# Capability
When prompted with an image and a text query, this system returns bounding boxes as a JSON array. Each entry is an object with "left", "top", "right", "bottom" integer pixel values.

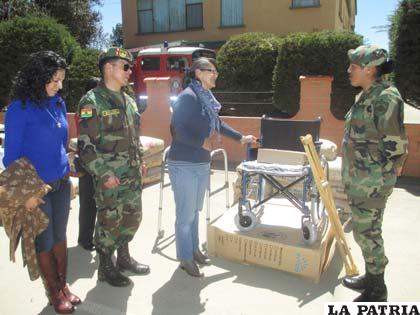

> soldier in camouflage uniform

[
  {"left": 77, "top": 47, "right": 150, "bottom": 287},
  {"left": 341, "top": 45, "right": 408, "bottom": 302}
]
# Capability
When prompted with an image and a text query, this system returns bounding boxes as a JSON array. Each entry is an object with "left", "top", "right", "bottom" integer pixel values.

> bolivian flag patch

[{"left": 80, "top": 108, "right": 93, "bottom": 118}]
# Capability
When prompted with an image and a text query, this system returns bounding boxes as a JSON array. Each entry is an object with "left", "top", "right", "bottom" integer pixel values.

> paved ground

[{"left": 1, "top": 170, "right": 419, "bottom": 315}]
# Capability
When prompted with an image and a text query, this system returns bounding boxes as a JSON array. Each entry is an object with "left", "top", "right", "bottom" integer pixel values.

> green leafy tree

[
  {"left": 217, "top": 32, "right": 283, "bottom": 91},
  {"left": 0, "top": 14, "right": 80, "bottom": 108},
  {"left": 109, "top": 23, "right": 123, "bottom": 47},
  {"left": 0, "top": 1, "right": 103, "bottom": 47},
  {"left": 33, "top": 0, "right": 103, "bottom": 47},
  {"left": 0, "top": 0, "right": 37, "bottom": 20},
  {"left": 65, "top": 48, "right": 101, "bottom": 112},
  {"left": 389, "top": 0, "right": 420, "bottom": 107},
  {"left": 272, "top": 31, "right": 362, "bottom": 117}
]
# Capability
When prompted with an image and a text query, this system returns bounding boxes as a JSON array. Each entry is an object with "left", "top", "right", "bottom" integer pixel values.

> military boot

[
  {"left": 342, "top": 273, "right": 367, "bottom": 291},
  {"left": 116, "top": 243, "right": 150, "bottom": 275},
  {"left": 98, "top": 251, "right": 132, "bottom": 287},
  {"left": 353, "top": 272, "right": 388, "bottom": 302}
]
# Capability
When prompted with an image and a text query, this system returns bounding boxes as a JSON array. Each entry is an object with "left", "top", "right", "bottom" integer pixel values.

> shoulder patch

[{"left": 80, "top": 108, "right": 93, "bottom": 118}]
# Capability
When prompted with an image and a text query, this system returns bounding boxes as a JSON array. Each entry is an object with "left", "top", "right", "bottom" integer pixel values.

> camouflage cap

[
  {"left": 98, "top": 47, "right": 133, "bottom": 65},
  {"left": 348, "top": 45, "right": 388, "bottom": 67}
]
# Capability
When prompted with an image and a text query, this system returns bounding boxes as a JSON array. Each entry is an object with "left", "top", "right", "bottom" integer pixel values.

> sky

[{"left": 97, "top": 0, "right": 401, "bottom": 50}]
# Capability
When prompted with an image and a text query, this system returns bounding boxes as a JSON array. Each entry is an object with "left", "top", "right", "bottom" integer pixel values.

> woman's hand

[
  {"left": 240, "top": 135, "right": 257, "bottom": 145},
  {"left": 24, "top": 197, "right": 45, "bottom": 212},
  {"left": 202, "top": 138, "right": 212, "bottom": 151}
]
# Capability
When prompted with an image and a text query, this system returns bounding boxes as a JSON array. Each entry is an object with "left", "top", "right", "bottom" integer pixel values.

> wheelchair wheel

[
  {"left": 302, "top": 220, "right": 317, "bottom": 245},
  {"left": 235, "top": 210, "right": 257, "bottom": 232}
]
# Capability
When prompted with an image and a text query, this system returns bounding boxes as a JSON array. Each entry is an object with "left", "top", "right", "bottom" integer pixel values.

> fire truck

[{"left": 130, "top": 44, "right": 216, "bottom": 100}]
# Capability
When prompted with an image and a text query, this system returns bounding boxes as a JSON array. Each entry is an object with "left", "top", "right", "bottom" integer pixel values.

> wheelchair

[{"left": 235, "top": 116, "right": 329, "bottom": 245}]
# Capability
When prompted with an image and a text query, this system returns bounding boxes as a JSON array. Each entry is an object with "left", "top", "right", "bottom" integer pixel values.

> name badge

[{"left": 102, "top": 109, "right": 120, "bottom": 117}]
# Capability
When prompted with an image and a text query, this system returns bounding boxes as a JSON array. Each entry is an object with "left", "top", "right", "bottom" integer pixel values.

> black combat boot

[
  {"left": 98, "top": 251, "right": 132, "bottom": 287},
  {"left": 353, "top": 272, "right": 387, "bottom": 302},
  {"left": 116, "top": 243, "right": 150, "bottom": 275},
  {"left": 342, "top": 273, "right": 367, "bottom": 291}
]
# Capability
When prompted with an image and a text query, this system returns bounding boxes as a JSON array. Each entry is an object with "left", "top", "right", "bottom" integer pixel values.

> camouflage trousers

[
  {"left": 349, "top": 196, "right": 389, "bottom": 275},
  {"left": 94, "top": 168, "right": 142, "bottom": 254}
]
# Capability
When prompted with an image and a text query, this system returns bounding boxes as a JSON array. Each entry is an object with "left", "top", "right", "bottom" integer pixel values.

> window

[
  {"left": 137, "top": 0, "right": 153, "bottom": 33},
  {"left": 166, "top": 57, "right": 188, "bottom": 71},
  {"left": 221, "top": 0, "right": 243, "bottom": 27},
  {"left": 291, "top": 0, "right": 320, "bottom": 8},
  {"left": 141, "top": 57, "right": 160, "bottom": 71},
  {"left": 186, "top": 1, "right": 203, "bottom": 29},
  {"left": 137, "top": 0, "right": 203, "bottom": 34}
]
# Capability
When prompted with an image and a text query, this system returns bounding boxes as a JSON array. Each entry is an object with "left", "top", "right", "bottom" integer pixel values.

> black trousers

[{"left": 78, "top": 173, "right": 97, "bottom": 246}]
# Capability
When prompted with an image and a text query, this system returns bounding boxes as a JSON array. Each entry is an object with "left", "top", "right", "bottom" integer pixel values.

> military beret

[
  {"left": 348, "top": 45, "right": 389, "bottom": 67},
  {"left": 98, "top": 47, "right": 133, "bottom": 66}
]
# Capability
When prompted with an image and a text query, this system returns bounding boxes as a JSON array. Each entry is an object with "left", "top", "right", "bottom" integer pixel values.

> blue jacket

[
  {"left": 168, "top": 87, "right": 242, "bottom": 163},
  {"left": 3, "top": 96, "right": 70, "bottom": 183}
]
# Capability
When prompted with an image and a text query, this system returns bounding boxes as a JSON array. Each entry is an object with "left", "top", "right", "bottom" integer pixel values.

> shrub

[
  {"left": 272, "top": 31, "right": 362, "bottom": 118},
  {"left": 0, "top": 15, "right": 80, "bottom": 108},
  {"left": 65, "top": 48, "right": 101, "bottom": 112},
  {"left": 390, "top": 0, "right": 420, "bottom": 107},
  {"left": 216, "top": 32, "right": 283, "bottom": 91}
]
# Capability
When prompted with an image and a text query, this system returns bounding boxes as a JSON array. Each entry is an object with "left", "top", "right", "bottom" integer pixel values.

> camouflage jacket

[
  {"left": 0, "top": 158, "right": 50, "bottom": 281},
  {"left": 77, "top": 82, "right": 143, "bottom": 183},
  {"left": 342, "top": 80, "right": 408, "bottom": 198}
]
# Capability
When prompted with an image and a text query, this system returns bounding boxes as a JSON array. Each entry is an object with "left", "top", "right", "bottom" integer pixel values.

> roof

[{"left": 139, "top": 47, "right": 215, "bottom": 56}]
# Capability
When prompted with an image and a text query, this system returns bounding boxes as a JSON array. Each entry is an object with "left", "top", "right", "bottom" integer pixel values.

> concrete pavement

[{"left": 1, "top": 170, "right": 419, "bottom": 315}]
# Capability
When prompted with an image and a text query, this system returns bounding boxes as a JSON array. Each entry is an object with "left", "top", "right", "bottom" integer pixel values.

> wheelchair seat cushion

[{"left": 238, "top": 160, "right": 310, "bottom": 177}]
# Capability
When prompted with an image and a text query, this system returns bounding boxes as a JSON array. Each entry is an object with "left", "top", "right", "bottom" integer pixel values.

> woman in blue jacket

[
  {"left": 3, "top": 51, "right": 80, "bottom": 314},
  {"left": 168, "top": 57, "right": 256, "bottom": 277}
]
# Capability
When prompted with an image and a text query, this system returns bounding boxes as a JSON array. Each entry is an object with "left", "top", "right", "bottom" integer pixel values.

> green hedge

[
  {"left": 272, "top": 31, "right": 362, "bottom": 118},
  {"left": 65, "top": 48, "right": 101, "bottom": 112},
  {"left": 390, "top": 0, "right": 420, "bottom": 107},
  {"left": 216, "top": 32, "right": 283, "bottom": 91},
  {"left": 0, "top": 15, "right": 80, "bottom": 108}
]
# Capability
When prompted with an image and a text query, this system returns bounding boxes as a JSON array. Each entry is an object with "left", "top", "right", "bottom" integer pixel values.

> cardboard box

[
  {"left": 207, "top": 199, "right": 336, "bottom": 282},
  {"left": 257, "top": 148, "right": 307, "bottom": 165}
]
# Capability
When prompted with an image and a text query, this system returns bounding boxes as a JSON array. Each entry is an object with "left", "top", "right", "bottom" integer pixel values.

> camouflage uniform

[
  {"left": 342, "top": 46, "right": 408, "bottom": 275},
  {"left": 77, "top": 81, "right": 143, "bottom": 255}
]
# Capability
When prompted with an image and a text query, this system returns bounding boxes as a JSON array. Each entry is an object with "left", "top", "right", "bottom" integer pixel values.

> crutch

[{"left": 300, "top": 134, "right": 359, "bottom": 277}]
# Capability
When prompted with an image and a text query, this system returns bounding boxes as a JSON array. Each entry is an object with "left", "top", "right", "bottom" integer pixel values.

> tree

[
  {"left": 33, "top": 0, "right": 103, "bottom": 48},
  {"left": 65, "top": 48, "right": 101, "bottom": 112},
  {"left": 389, "top": 0, "right": 420, "bottom": 107},
  {"left": 0, "top": 0, "right": 37, "bottom": 20},
  {"left": 0, "top": 1, "right": 104, "bottom": 47},
  {"left": 0, "top": 15, "right": 80, "bottom": 108},
  {"left": 109, "top": 23, "right": 123, "bottom": 47}
]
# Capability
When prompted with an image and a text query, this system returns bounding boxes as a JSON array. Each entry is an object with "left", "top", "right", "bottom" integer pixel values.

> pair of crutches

[{"left": 300, "top": 134, "right": 359, "bottom": 277}]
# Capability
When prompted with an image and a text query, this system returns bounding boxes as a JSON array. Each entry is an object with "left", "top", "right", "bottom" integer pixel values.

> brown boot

[
  {"left": 53, "top": 240, "right": 82, "bottom": 305},
  {"left": 37, "top": 251, "right": 74, "bottom": 314}
]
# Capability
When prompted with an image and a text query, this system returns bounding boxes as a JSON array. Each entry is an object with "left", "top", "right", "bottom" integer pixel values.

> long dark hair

[{"left": 11, "top": 50, "right": 67, "bottom": 107}]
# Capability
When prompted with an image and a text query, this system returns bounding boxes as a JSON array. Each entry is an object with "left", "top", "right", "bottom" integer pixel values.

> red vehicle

[{"left": 130, "top": 46, "right": 216, "bottom": 97}]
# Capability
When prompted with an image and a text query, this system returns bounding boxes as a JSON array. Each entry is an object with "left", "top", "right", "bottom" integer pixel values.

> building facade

[{"left": 122, "top": 0, "right": 357, "bottom": 49}]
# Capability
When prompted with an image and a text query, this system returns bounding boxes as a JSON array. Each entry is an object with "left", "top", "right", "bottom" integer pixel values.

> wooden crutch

[{"left": 300, "top": 134, "right": 359, "bottom": 277}]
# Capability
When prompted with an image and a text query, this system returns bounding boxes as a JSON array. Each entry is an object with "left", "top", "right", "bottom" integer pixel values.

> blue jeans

[
  {"left": 35, "top": 177, "right": 71, "bottom": 253},
  {"left": 168, "top": 160, "right": 210, "bottom": 261}
]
